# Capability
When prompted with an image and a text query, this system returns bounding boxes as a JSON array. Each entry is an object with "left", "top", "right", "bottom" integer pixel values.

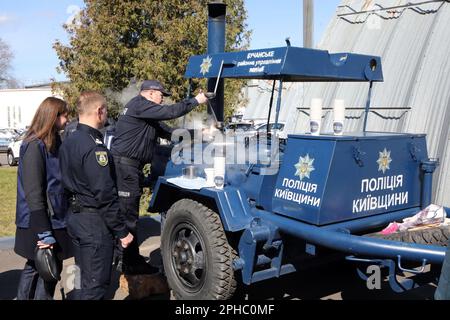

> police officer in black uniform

[
  {"left": 60, "top": 91, "right": 133, "bottom": 299},
  {"left": 111, "top": 80, "right": 208, "bottom": 274}
]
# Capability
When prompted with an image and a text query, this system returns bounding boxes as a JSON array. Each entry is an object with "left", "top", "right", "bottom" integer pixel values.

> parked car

[
  {"left": 241, "top": 121, "right": 287, "bottom": 140},
  {"left": 7, "top": 133, "right": 25, "bottom": 166},
  {"left": 253, "top": 122, "right": 286, "bottom": 138},
  {"left": 223, "top": 121, "right": 254, "bottom": 135},
  {"left": 0, "top": 128, "right": 21, "bottom": 140},
  {"left": 0, "top": 137, "right": 13, "bottom": 154}
]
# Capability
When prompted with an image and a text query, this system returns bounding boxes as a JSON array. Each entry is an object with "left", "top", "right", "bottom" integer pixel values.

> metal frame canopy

[{"left": 185, "top": 46, "right": 383, "bottom": 82}]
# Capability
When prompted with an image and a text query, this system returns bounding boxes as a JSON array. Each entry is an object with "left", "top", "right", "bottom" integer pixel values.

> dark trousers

[
  {"left": 435, "top": 241, "right": 450, "bottom": 300},
  {"left": 67, "top": 210, "right": 114, "bottom": 300},
  {"left": 114, "top": 159, "right": 144, "bottom": 266},
  {"left": 17, "top": 259, "right": 59, "bottom": 300}
]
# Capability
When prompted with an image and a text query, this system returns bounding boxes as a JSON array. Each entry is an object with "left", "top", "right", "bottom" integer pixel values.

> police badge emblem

[
  {"left": 376, "top": 148, "right": 392, "bottom": 174},
  {"left": 95, "top": 151, "right": 108, "bottom": 166},
  {"left": 294, "top": 154, "right": 315, "bottom": 180},
  {"left": 200, "top": 55, "right": 212, "bottom": 75}
]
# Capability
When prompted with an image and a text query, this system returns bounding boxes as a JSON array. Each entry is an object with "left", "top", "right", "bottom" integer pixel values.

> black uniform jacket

[
  {"left": 111, "top": 94, "right": 198, "bottom": 164},
  {"left": 59, "top": 123, "right": 128, "bottom": 239}
]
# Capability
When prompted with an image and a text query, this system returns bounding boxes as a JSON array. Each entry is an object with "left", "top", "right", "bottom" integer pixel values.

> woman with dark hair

[{"left": 14, "top": 97, "right": 73, "bottom": 300}]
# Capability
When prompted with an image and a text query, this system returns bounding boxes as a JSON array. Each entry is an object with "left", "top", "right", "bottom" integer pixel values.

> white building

[{"left": 0, "top": 85, "right": 61, "bottom": 129}]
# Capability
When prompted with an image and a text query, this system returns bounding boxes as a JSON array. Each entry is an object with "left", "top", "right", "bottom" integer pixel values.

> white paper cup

[
  {"left": 213, "top": 156, "right": 225, "bottom": 189},
  {"left": 310, "top": 98, "right": 323, "bottom": 136},
  {"left": 333, "top": 99, "right": 345, "bottom": 135},
  {"left": 204, "top": 168, "right": 215, "bottom": 185},
  {"left": 310, "top": 119, "right": 321, "bottom": 135}
]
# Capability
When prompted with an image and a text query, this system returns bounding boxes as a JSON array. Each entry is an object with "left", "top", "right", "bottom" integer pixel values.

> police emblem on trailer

[
  {"left": 294, "top": 154, "right": 315, "bottom": 180},
  {"left": 200, "top": 56, "right": 212, "bottom": 75},
  {"left": 95, "top": 151, "right": 108, "bottom": 166},
  {"left": 377, "top": 148, "right": 392, "bottom": 174}
]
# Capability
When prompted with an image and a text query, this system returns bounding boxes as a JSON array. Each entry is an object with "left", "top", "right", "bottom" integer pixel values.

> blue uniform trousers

[
  {"left": 17, "top": 259, "right": 60, "bottom": 300},
  {"left": 67, "top": 210, "right": 114, "bottom": 300},
  {"left": 113, "top": 159, "right": 143, "bottom": 267}
]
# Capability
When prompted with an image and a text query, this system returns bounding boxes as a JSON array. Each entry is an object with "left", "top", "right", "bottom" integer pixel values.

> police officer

[
  {"left": 111, "top": 80, "right": 208, "bottom": 274},
  {"left": 60, "top": 91, "right": 133, "bottom": 300}
]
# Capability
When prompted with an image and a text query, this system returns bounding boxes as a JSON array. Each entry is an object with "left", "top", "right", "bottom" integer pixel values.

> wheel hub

[
  {"left": 170, "top": 224, "right": 206, "bottom": 289},
  {"left": 173, "top": 240, "right": 193, "bottom": 274}
]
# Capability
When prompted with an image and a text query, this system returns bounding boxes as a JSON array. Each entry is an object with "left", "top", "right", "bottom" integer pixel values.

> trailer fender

[{"left": 149, "top": 178, "right": 254, "bottom": 232}]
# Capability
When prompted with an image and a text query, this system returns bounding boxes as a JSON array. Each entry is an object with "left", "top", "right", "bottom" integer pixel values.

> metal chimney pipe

[
  {"left": 207, "top": 1, "right": 226, "bottom": 123},
  {"left": 303, "top": 0, "right": 314, "bottom": 48}
]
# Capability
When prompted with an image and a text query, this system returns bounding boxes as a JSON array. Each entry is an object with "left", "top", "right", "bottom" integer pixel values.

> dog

[{"left": 119, "top": 272, "right": 170, "bottom": 300}]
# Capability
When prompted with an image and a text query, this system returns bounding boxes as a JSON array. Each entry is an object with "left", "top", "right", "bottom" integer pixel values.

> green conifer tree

[{"left": 54, "top": 0, "right": 250, "bottom": 118}]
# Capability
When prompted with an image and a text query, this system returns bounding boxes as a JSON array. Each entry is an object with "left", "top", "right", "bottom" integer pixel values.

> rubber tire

[
  {"left": 161, "top": 199, "right": 237, "bottom": 300},
  {"left": 7, "top": 151, "right": 17, "bottom": 166},
  {"left": 370, "top": 225, "right": 450, "bottom": 247}
]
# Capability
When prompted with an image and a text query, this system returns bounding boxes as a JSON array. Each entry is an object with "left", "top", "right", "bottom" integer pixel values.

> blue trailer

[{"left": 148, "top": 3, "right": 449, "bottom": 300}]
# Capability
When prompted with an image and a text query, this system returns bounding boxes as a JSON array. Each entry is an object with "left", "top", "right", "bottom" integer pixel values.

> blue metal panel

[
  {"left": 185, "top": 47, "right": 383, "bottom": 82},
  {"left": 272, "top": 138, "right": 333, "bottom": 224},
  {"left": 240, "top": 166, "right": 279, "bottom": 212},
  {"left": 210, "top": 187, "right": 253, "bottom": 231},
  {"left": 150, "top": 177, "right": 253, "bottom": 232},
  {"left": 322, "top": 134, "right": 427, "bottom": 224},
  {"left": 287, "top": 132, "right": 426, "bottom": 140},
  {"left": 272, "top": 132, "right": 428, "bottom": 225},
  {"left": 321, "top": 207, "right": 421, "bottom": 233}
]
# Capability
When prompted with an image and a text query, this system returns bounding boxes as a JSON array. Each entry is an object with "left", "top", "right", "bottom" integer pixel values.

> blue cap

[{"left": 140, "top": 80, "right": 171, "bottom": 96}]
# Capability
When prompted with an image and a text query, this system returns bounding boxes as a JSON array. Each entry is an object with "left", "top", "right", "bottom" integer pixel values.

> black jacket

[
  {"left": 111, "top": 94, "right": 198, "bottom": 164},
  {"left": 59, "top": 123, "right": 128, "bottom": 239},
  {"left": 14, "top": 138, "right": 72, "bottom": 260}
]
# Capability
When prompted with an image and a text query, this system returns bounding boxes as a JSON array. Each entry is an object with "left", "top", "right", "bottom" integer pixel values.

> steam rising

[{"left": 105, "top": 82, "right": 141, "bottom": 112}]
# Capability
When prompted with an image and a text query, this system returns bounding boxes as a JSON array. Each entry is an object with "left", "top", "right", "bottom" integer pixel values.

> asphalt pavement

[
  {"left": 0, "top": 153, "right": 8, "bottom": 166},
  {"left": 0, "top": 216, "right": 438, "bottom": 300}
]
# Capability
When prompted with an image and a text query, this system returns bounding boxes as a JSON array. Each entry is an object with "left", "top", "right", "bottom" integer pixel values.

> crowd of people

[
  {"left": 13, "top": 81, "right": 207, "bottom": 300},
  {"left": 11, "top": 79, "right": 450, "bottom": 300}
]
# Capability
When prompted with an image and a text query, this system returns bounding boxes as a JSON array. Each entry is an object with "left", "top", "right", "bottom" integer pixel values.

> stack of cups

[
  {"left": 310, "top": 98, "right": 323, "bottom": 136},
  {"left": 333, "top": 99, "right": 345, "bottom": 136},
  {"left": 213, "top": 156, "right": 226, "bottom": 189}
]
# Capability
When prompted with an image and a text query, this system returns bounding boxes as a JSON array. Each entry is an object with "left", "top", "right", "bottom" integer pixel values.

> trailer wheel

[
  {"left": 161, "top": 199, "right": 237, "bottom": 300},
  {"left": 370, "top": 225, "right": 450, "bottom": 247}
]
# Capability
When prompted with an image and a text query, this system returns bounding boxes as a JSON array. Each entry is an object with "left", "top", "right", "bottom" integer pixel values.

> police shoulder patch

[{"left": 95, "top": 151, "right": 108, "bottom": 166}]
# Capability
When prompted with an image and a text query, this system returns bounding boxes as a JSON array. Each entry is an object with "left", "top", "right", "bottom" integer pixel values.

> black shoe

[{"left": 123, "top": 261, "right": 160, "bottom": 275}]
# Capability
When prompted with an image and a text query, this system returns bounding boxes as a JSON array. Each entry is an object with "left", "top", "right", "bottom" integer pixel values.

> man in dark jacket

[
  {"left": 111, "top": 80, "right": 208, "bottom": 274},
  {"left": 60, "top": 91, "right": 133, "bottom": 299}
]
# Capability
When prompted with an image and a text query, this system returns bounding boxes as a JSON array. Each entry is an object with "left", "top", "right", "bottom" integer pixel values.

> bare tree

[{"left": 0, "top": 37, "right": 18, "bottom": 88}]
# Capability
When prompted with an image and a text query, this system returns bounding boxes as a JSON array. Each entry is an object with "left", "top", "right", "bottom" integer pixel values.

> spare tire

[{"left": 369, "top": 225, "right": 450, "bottom": 247}]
